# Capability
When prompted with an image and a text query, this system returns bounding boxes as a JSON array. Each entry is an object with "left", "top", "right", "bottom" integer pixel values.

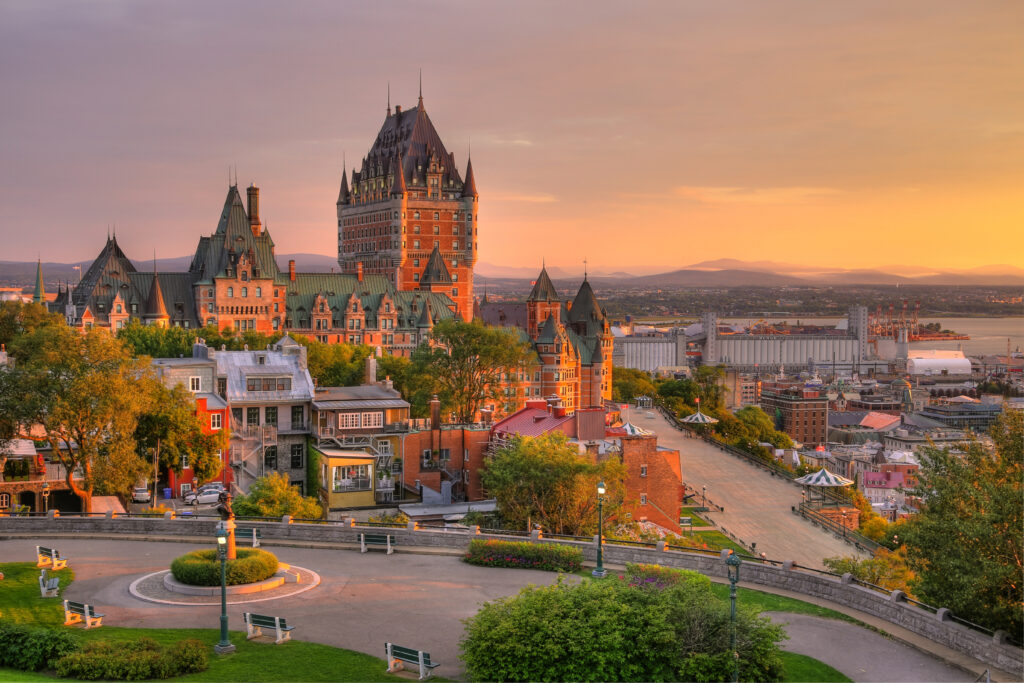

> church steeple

[{"left": 33, "top": 259, "right": 45, "bottom": 305}]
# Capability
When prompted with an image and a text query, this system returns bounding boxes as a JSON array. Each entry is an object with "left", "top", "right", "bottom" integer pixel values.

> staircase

[{"left": 230, "top": 416, "right": 277, "bottom": 494}]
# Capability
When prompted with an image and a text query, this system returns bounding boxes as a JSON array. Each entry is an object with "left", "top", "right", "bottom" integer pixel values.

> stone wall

[{"left": 0, "top": 515, "right": 1019, "bottom": 676}]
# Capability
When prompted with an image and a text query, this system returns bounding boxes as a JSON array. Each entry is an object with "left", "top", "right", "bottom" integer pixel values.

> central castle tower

[{"left": 336, "top": 90, "right": 478, "bottom": 318}]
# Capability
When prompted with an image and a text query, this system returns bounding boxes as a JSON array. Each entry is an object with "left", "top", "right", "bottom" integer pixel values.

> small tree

[
  {"left": 412, "top": 319, "right": 535, "bottom": 423},
  {"left": 482, "top": 432, "right": 626, "bottom": 535},
  {"left": 231, "top": 472, "right": 323, "bottom": 519},
  {"left": 611, "top": 367, "right": 656, "bottom": 403}
]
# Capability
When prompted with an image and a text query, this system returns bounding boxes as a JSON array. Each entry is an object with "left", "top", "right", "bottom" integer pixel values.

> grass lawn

[
  {"left": 0, "top": 562, "right": 74, "bottom": 626},
  {"left": 677, "top": 507, "right": 713, "bottom": 526},
  {"left": 707, "top": 582, "right": 862, "bottom": 625},
  {"left": 779, "top": 651, "right": 852, "bottom": 682}
]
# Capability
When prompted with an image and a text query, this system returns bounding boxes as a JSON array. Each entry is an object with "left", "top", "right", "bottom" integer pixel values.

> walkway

[
  {"left": 0, "top": 538, "right": 974, "bottom": 682},
  {"left": 633, "top": 408, "right": 865, "bottom": 568}
]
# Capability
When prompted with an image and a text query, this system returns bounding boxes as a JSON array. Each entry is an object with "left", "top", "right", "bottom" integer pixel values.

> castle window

[
  {"left": 116, "top": 304, "right": 122, "bottom": 313},
  {"left": 207, "top": 303, "right": 214, "bottom": 313},
  {"left": 413, "top": 211, "right": 420, "bottom": 219},
  {"left": 208, "top": 289, "right": 213, "bottom": 297},
  {"left": 413, "top": 273, "right": 419, "bottom": 282},
  {"left": 414, "top": 225, "right": 420, "bottom": 233},
  {"left": 452, "top": 241, "right": 459, "bottom": 250},
  {"left": 433, "top": 240, "right": 439, "bottom": 248},
  {"left": 452, "top": 288, "right": 458, "bottom": 297},
  {"left": 433, "top": 212, "right": 439, "bottom": 220},
  {"left": 352, "top": 302, "right": 358, "bottom": 313},
  {"left": 413, "top": 259, "right": 420, "bottom": 267},
  {"left": 241, "top": 271, "right": 248, "bottom": 281},
  {"left": 414, "top": 240, "right": 420, "bottom": 249},
  {"left": 453, "top": 226, "right": 459, "bottom": 235},
  {"left": 131, "top": 303, "right": 138, "bottom": 313},
  {"left": 432, "top": 225, "right": 439, "bottom": 234},
  {"left": 256, "top": 287, "right": 262, "bottom": 297},
  {"left": 241, "top": 287, "right": 248, "bottom": 297}
]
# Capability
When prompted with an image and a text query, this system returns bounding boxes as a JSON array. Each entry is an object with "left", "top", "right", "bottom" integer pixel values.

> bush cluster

[
  {"left": 460, "top": 573, "right": 786, "bottom": 682},
  {"left": 54, "top": 638, "right": 208, "bottom": 680},
  {"left": 623, "top": 563, "right": 711, "bottom": 591},
  {"left": 2, "top": 458, "right": 31, "bottom": 479},
  {"left": 0, "top": 622, "right": 80, "bottom": 671},
  {"left": 170, "top": 548, "right": 278, "bottom": 586},
  {"left": 463, "top": 539, "right": 583, "bottom": 572}
]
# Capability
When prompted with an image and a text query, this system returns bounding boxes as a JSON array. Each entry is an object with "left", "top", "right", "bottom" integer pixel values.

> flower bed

[
  {"left": 169, "top": 549, "right": 278, "bottom": 586},
  {"left": 463, "top": 539, "right": 582, "bottom": 572},
  {"left": 623, "top": 562, "right": 711, "bottom": 590}
]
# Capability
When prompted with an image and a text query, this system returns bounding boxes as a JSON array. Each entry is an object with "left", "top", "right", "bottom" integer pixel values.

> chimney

[
  {"left": 430, "top": 394, "right": 441, "bottom": 431},
  {"left": 553, "top": 405, "right": 566, "bottom": 418},
  {"left": 247, "top": 185, "right": 261, "bottom": 236},
  {"left": 365, "top": 355, "right": 377, "bottom": 385},
  {"left": 395, "top": 105, "right": 402, "bottom": 114},
  {"left": 289, "top": 259, "right": 296, "bottom": 282},
  {"left": 357, "top": 262, "right": 363, "bottom": 282}
]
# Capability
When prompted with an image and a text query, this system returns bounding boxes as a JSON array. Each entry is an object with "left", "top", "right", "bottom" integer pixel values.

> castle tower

[
  {"left": 33, "top": 259, "right": 45, "bottom": 305},
  {"left": 337, "top": 89, "right": 477, "bottom": 317},
  {"left": 526, "top": 265, "right": 560, "bottom": 339}
]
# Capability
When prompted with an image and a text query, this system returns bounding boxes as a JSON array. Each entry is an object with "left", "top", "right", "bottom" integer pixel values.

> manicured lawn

[
  {"left": 780, "top": 651, "right": 852, "bottom": 682},
  {"left": 677, "top": 506, "right": 713, "bottom": 526},
  {"left": 707, "top": 582, "right": 862, "bottom": 625},
  {"left": 0, "top": 562, "right": 74, "bottom": 626}
]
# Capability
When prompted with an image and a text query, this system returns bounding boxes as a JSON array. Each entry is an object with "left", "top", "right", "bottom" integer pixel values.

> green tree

[
  {"left": 693, "top": 365, "right": 726, "bottom": 410},
  {"left": 900, "top": 410, "right": 1022, "bottom": 635},
  {"left": 823, "top": 547, "right": 915, "bottom": 593},
  {"left": 412, "top": 319, "right": 534, "bottom": 423},
  {"left": 231, "top": 472, "right": 323, "bottom": 519},
  {"left": 291, "top": 334, "right": 372, "bottom": 387},
  {"left": 135, "top": 383, "right": 228, "bottom": 498},
  {"left": 481, "top": 432, "right": 626, "bottom": 535},
  {"left": 611, "top": 367, "right": 656, "bottom": 403},
  {"left": 11, "top": 324, "right": 154, "bottom": 510},
  {"left": 117, "top": 319, "right": 194, "bottom": 358}
]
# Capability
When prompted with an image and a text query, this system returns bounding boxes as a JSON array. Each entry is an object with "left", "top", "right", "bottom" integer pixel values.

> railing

[
  {"left": 796, "top": 502, "right": 881, "bottom": 553},
  {"left": 420, "top": 459, "right": 444, "bottom": 471},
  {"left": 331, "top": 477, "right": 371, "bottom": 493}
]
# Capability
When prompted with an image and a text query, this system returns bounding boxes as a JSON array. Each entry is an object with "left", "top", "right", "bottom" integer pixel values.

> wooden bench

[
  {"left": 243, "top": 612, "right": 294, "bottom": 644},
  {"left": 235, "top": 528, "right": 262, "bottom": 548},
  {"left": 63, "top": 600, "right": 104, "bottom": 628},
  {"left": 385, "top": 642, "right": 439, "bottom": 680},
  {"left": 360, "top": 532, "right": 395, "bottom": 555},
  {"left": 36, "top": 546, "right": 67, "bottom": 570},
  {"left": 39, "top": 569, "right": 60, "bottom": 598}
]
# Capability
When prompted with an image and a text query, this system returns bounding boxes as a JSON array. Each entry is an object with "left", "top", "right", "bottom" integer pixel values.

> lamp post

[
  {"left": 214, "top": 528, "right": 235, "bottom": 654},
  {"left": 41, "top": 482, "right": 50, "bottom": 513},
  {"left": 725, "top": 551, "right": 742, "bottom": 683},
  {"left": 702, "top": 484, "right": 707, "bottom": 509},
  {"left": 841, "top": 510, "right": 848, "bottom": 539},
  {"left": 592, "top": 481, "right": 606, "bottom": 579}
]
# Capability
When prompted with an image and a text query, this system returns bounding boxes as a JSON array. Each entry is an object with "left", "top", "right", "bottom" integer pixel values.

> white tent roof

[{"left": 795, "top": 468, "right": 854, "bottom": 487}]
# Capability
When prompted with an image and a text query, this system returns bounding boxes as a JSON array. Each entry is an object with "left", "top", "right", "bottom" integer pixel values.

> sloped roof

[
  {"left": 462, "top": 156, "right": 478, "bottom": 197},
  {"left": 420, "top": 245, "right": 452, "bottom": 285},
  {"left": 199, "top": 186, "right": 282, "bottom": 283},
  {"left": 527, "top": 267, "right": 560, "bottom": 302},
  {"left": 144, "top": 271, "right": 169, "bottom": 318},
  {"left": 493, "top": 407, "right": 575, "bottom": 438},
  {"left": 567, "top": 278, "right": 608, "bottom": 338},
  {"left": 74, "top": 236, "right": 137, "bottom": 307}
]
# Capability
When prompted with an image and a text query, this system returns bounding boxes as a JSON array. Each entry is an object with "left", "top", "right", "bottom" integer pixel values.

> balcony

[{"left": 331, "top": 477, "right": 371, "bottom": 493}]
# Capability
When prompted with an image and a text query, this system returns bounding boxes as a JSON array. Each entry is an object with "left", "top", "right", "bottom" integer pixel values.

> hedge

[
  {"left": 0, "top": 622, "right": 80, "bottom": 671},
  {"left": 464, "top": 539, "right": 583, "bottom": 572},
  {"left": 623, "top": 562, "right": 711, "bottom": 590},
  {"left": 170, "top": 548, "right": 278, "bottom": 586},
  {"left": 54, "top": 637, "right": 208, "bottom": 680}
]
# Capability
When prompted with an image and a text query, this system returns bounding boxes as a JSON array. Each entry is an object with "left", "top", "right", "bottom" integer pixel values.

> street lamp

[
  {"left": 841, "top": 510, "right": 848, "bottom": 539},
  {"left": 592, "top": 481, "right": 606, "bottom": 579},
  {"left": 702, "top": 484, "right": 707, "bottom": 508},
  {"left": 41, "top": 482, "right": 50, "bottom": 513},
  {"left": 725, "top": 551, "right": 742, "bottom": 683},
  {"left": 214, "top": 528, "right": 235, "bottom": 654}
]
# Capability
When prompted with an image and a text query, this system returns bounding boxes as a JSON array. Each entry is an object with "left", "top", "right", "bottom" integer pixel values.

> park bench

[
  {"left": 63, "top": 600, "right": 104, "bottom": 628},
  {"left": 360, "top": 532, "right": 395, "bottom": 555},
  {"left": 36, "top": 546, "right": 67, "bottom": 570},
  {"left": 235, "top": 528, "right": 262, "bottom": 548},
  {"left": 243, "top": 612, "right": 294, "bottom": 644},
  {"left": 39, "top": 569, "right": 60, "bottom": 598},
  {"left": 385, "top": 642, "right": 439, "bottom": 680}
]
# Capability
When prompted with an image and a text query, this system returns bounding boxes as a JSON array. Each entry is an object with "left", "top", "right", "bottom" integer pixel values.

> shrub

[
  {"left": 463, "top": 539, "right": 583, "bottom": 572},
  {"left": 54, "top": 638, "right": 208, "bottom": 680},
  {"left": 0, "top": 621, "right": 81, "bottom": 671},
  {"left": 460, "top": 575, "right": 786, "bottom": 682},
  {"left": 170, "top": 548, "right": 278, "bottom": 586},
  {"left": 624, "top": 563, "right": 711, "bottom": 590}
]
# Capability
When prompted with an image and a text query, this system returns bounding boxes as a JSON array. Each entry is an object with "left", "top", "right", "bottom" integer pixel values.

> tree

[
  {"left": 291, "top": 334, "right": 373, "bottom": 387},
  {"left": 823, "top": 547, "right": 915, "bottom": 593},
  {"left": 135, "top": 382, "right": 228, "bottom": 498},
  {"left": 611, "top": 367, "right": 656, "bottom": 403},
  {"left": 12, "top": 324, "right": 154, "bottom": 510},
  {"left": 412, "top": 319, "right": 534, "bottom": 423},
  {"left": 231, "top": 472, "right": 323, "bottom": 519},
  {"left": 460, "top": 571, "right": 785, "bottom": 682},
  {"left": 117, "top": 319, "right": 194, "bottom": 358},
  {"left": 900, "top": 410, "right": 1023, "bottom": 635},
  {"left": 693, "top": 365, "right": 726, "bottom": 410},
  {"left": 481, "top": 432, "right": 626, "bottom": 535}
]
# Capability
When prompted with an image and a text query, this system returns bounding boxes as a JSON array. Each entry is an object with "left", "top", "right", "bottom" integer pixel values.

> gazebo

[
  {"left": 680, "top": 397, "right": 719, "bottom": 425},
  {"left": 794, "top": 467, "right": 854, "bottom": 507}
]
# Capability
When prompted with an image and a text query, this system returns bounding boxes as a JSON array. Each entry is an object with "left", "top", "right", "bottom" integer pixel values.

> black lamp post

[
  {"left": 841, "top": 510, "right": 848, "bottom": 539},
  {"left": 702, "top": 484, "right": 707, "bottom": 508},
  {"left": 592, "top": 481, "right": 606, "bottom": 579},
  {"left": 214, "top": 528, "right": 235, "bottom": 654},
  {"left": 725, "top": 551, "right": 742, "bottom": 683},
  {"left": 42, "top": 482, "right": 50, "bottom": 513}
]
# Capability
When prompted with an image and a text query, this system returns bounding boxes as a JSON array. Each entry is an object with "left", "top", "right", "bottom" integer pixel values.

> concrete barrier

[{"left": 0, "top": 515, "right": 1019, "bottom": 675}]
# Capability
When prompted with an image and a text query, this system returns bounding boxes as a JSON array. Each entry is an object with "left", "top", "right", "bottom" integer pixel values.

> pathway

[
  {"left": 633, "top": 408, "right": 865, "bottom": 568},
  {"left": 0, "top": 538, "right": 973, "bottom": 682}
]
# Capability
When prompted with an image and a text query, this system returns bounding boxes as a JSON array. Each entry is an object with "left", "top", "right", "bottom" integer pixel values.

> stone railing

[{"left": 0, "top": 515, "right": 1019, "bottom": 676}]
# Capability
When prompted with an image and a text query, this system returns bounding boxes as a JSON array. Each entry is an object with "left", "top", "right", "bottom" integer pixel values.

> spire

[
  {"left": 337, "top": 163, "right": 350, "bottom": 205},
  {"left": 33, "top": 259, "right": 45, "bottom": 305},
  {"left": 417, "top": 299, "right": 433, "bottom": 328},
  {"left": 387, "top": 82, "right": 391, "bottom": 116},
  {"left": 391, "top": 150, "right": 407, "bottom": 195},
  {"left": 420, "top": 244, "right": 452, "bottom": 285},
  {"left": 144, "top": 268, "right": 169, "bottom": 322},
  {"left": 462, "top": 154, "right": 478, "bottom": 198},
  {"left": 418, "top": 69, "right": 423, "bottom": 108},
  {"left": 527, "top": 265, "right": 560, "bottom": 302}
]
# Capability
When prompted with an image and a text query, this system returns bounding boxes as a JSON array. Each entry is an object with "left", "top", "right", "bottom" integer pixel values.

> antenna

[
  {"left": 418, "top": 69, "right": 423, "bottom": 107},
  {"left": 583, "top": 257, "right": 588, "bottom": 281}
]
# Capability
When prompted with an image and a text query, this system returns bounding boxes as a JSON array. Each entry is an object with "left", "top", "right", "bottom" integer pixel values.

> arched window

[
  {"left": 115, "top": 304, "right": 122, "bottom": 313},
  {"left": 241, "top": 287, "right": 248, "bottom": 297},
  {"left": 227, "top": 287, "right": 234, "bottom": 298},
  {"left": 241, "top": 271, "right": 248, "bottom": 281}
]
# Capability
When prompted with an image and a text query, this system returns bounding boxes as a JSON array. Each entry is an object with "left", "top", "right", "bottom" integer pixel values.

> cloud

[
  {"left": 672, "top": 186, "right": 843, "bottom": 205},
  {"left": 489, "top": 192, "right": 557, "bottom": 203}
]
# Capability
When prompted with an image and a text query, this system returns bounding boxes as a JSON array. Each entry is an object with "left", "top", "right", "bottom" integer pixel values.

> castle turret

[{"left": 33, "top": 259, "right": 45, "bottom": 305}]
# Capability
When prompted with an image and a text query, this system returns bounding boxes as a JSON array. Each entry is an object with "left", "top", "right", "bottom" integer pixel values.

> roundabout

[{"left": 129, "top": 564, "right": 321, "bottom": 606}]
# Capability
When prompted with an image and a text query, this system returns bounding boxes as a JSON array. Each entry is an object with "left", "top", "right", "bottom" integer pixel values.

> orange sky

[{"left": 1, "top": 2, "right": 1022, "bottom": 272}]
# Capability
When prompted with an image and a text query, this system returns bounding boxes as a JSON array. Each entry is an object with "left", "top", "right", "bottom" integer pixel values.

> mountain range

[{"left": 2, "top": 255, "right": 1022, "bottom": 290}]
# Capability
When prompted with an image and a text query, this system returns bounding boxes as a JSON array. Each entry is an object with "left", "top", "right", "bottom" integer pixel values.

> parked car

[
  {"left": 132, "top": 487, "right": 152, "bottom": 503},
  {"left": 184, "top": 483, "right": 226, "bottom": 505}
]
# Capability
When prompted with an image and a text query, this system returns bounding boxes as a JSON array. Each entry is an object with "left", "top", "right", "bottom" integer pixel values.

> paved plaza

[
  {"left": 0, "top": 537, "right": 973, "bottom": 682},
  {"left": 633, "top": 409, "right": 865, "bottom": 568}
]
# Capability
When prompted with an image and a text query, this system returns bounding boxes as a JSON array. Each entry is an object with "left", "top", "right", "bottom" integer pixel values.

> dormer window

[
  {"left": 241, "top": 271, "right": 248, "bottom": 281},
  {"left": 352, "top": 302, "right": 358, "bottom": 313},
  {"left": 116, "top": 304, "right": 122, "bottom": 313}
]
